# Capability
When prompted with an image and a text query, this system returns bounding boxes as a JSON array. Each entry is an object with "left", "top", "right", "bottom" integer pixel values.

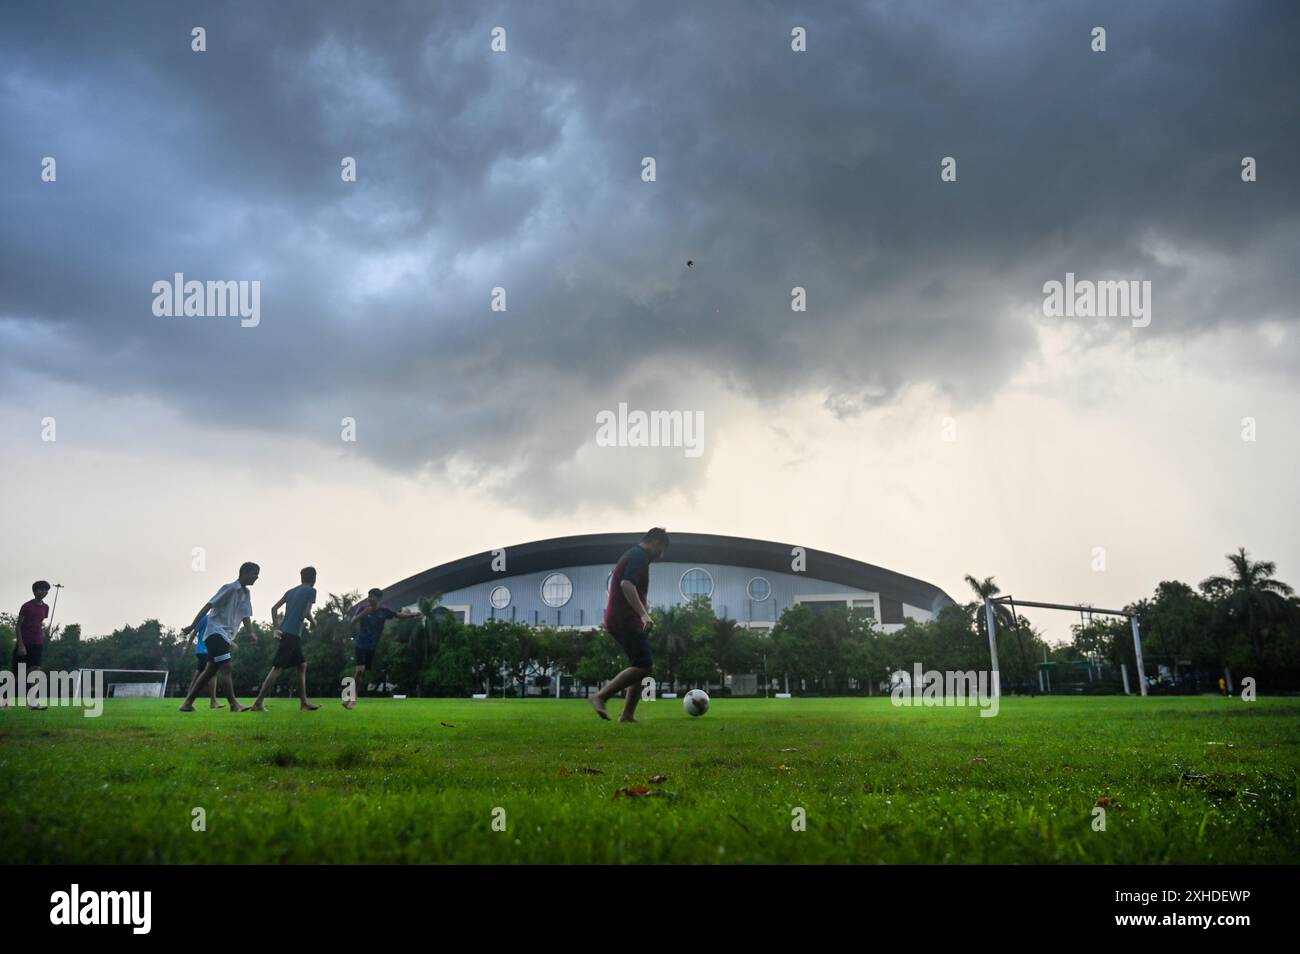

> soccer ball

[{"left": 683, "top": 689, "right": 710, "bottom": 717}]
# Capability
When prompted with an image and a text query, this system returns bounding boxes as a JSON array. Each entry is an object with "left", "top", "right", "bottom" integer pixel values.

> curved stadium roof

[{"left": 383, "top": 532, "right": 956, "bottom": 618}]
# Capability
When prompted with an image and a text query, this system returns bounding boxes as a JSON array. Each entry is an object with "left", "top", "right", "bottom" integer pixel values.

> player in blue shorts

[{"left": 344, "top": 588, "right": 419, "bottom": 709}]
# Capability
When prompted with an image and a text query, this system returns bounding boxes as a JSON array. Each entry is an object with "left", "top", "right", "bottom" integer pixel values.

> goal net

[{"left": 74, "top": 669, "right": 170, "bottom": 699}]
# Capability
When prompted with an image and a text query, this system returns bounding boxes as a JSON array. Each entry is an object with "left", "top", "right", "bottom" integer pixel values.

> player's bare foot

[
  {"left": 342, "top": 699, "right": 355, "bottom": 710},
  {"left": 301, "top": 702, "right": 320, "bottom": 711},
  {"left": 179, "top": 703, "right": 195, "bottom": 712},
  {"left": 619, "top": 716, "right": 638, "bottom": 723},
  {"left": 209, "top": 702, "right": 225, "bottom": 709},
  {"left": 250, "top": 703, "right": 268, "bottom": 711},
  {"left": 230, "top": 704, "right": 251, "bottom": 712},
  {"left": 590, "top": 696, "right": 610, "bottom": 720}
]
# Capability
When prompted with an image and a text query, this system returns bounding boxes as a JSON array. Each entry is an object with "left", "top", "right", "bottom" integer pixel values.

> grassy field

[{"left": 1, "top": 695, "right": 1297, "bottom": 864}]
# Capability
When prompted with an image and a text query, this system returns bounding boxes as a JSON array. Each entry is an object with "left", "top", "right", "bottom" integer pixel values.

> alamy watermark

[
  {"left": 1, "top": 665, "right": 104, "bottom": 716},
  {"left": 49, "top": 884, "right": 150, "bottom": 934},
  {"left": 1042, "top": 272, "right": 1150, "bottom": 328},
  {"left": 152, "top": 273, "right": 260, "bottom": 327},
  {"left": 889, "top": 664, "right": 999, "bottom": 717},
  {"left": 595, "top": 402, "right": 704, "bottom": 458}
]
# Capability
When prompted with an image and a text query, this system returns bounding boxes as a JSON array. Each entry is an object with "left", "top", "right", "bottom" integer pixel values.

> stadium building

[{"left": 383, "top": 532, "right": 955, "bottom": 633}]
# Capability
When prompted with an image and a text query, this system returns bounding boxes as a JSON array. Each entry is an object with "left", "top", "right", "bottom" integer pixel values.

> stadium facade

[{"left": 383, "top": 532, "right": 955, "bottom": 633}]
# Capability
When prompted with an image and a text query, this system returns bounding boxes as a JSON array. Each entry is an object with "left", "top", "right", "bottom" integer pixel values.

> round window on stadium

[
  {"left": 680, "top": 567, "right": 714, "bottom": 599},
  {"left": 540, "top": 573, "right": 573, "bottom": 607},
  {"left": 489, "top": 585, "right": 511, "bottom": 609},
  {"left": 747, "top": 576, "right": 771, "bottom": 601}
]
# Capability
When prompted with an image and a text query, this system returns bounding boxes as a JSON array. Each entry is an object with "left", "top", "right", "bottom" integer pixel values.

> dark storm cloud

[{"left": 1, "top": 0, "right": 1297, "bottom": 506}]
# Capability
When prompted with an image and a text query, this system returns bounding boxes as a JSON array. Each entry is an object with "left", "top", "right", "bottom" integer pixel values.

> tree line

[{"left": 2, "top": 548, "right": 1295, "bottom": 697}]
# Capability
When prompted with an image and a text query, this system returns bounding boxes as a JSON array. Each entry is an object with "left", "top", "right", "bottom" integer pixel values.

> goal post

[
  {"left": 985, "top": 597, "right": 1146, "bottom": 699},
  {"left": 73, "top": 669, "right": 170, "bottom": 699}
]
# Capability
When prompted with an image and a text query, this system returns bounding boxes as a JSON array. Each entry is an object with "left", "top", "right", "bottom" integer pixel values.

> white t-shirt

[{"left": 206, "top": 582, "right": 253, "bottom": 640}]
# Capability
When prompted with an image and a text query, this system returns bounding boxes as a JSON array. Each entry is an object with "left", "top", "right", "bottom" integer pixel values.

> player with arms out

[
  {"left": 344, "top": 588, "right": 419, "bottom": 709},
  {"left": 178, "top": 561, "right": 260, "bottom": 712},
  {"left": 591, "top": 528, "right": 670, "bottom": 723},
  {"left": 251, "top": 566, "right": 321, "bottom": 711}
]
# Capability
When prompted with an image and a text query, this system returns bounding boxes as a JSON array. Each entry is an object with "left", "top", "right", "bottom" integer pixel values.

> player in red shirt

[
  {"left": 591, "top": 528, "right": 670, "bottom": 722},
  {"left": 7, "top": 581, "right": 51, "bottom": 710}
]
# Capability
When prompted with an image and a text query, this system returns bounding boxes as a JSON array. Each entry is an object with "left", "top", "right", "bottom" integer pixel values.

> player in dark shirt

[
  {"left": 345, "top": 587, "right": 419, "bottom": 709},
  {"left": 592, "top": 528, "right": 670, "bottom": 722},
  {"left": 5, "top": 581, "right": 51, "bottom": 710}
]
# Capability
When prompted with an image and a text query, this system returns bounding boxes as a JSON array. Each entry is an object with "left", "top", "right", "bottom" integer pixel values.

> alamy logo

[
  {"left": 152, "top": 273, "right": 261, "bottom": 327},
  {"left": 595, "top": 402, "right": 704, "bottom": 458},
  {"left": 50, "top": 884, "right": 151, "bottom": 934},
  {"left": 0, "top": 665, "right": 103, "bottom": 717},
  {"left": 1042, "top": 272, "right": 1151, "bottom": 328},
  {"left": 890, "top": 664, "right": 999, "bottom": 717}
]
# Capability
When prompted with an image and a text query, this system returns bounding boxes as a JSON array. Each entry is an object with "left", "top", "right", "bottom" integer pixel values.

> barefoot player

[
  {"left": 5, "top": 581, "right": 51, "bottom": 709},
  {"left": 251, "top": 566, "right": 320, "bottom": 711},
  {"left": 591, "top": 528, "right": 670, "bottom": 723},
  {"left": 182, "top": 611, "right": 224, "bottom": 709},
  {"left": 179, "top": 562, "right": 259, "bottom": 712}
]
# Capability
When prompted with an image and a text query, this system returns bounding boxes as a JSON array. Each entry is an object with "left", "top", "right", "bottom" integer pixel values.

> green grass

[{"left": 1, "top": 695, "right": 1297, "bottom": 863}]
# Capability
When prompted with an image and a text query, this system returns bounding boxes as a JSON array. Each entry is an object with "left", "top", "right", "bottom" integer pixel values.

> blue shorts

[{"left": 609, "top": 625, "right": 653, "bottom": 669}]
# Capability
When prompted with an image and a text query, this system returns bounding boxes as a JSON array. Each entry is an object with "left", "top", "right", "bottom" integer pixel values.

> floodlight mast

[{"left": 985, "top": 596, "right": 1147, "bottom": 698}]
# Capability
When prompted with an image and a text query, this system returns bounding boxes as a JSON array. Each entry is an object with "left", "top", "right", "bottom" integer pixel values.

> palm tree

[
  {"left": 1201, "top": 548, "right": 1295, "bottom": 676},
  {"left": 652, "top": 604, "right": 693, "bottom": 691},
  {"left": 412, "top": 594, "right": 446, "bottom": 676},
  {"left": 965, "top": 575, "right": 1028, "bottom": 687},
  {"left": 965, "top": 575, "right": 1013, "bottom": 643}
]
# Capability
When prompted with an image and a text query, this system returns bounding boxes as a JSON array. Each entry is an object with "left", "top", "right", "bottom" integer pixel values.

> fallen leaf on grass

[
  {"left": 578, "top": 767, "right": 605, "bottom": 775},
  {"left": 648, "top": 775, "right": 668, "bottom": 783},
  {"left": 1095, "top": 796, "right": 1122, "bottom": 810},
  {"left": 780, "top": 747, "right": 799, "bottom": 752},
  {"left": 969, "top": 757, "right": 989, "bottom": 764},
  {"left": 775, "top": 764, "right": 794, "bottom": 773},
  {"left": 615, "top": 786, "right": 654, "bottom": 798},
  {"left": 440, "top": 722, "right": 455, "bottom": 728}
]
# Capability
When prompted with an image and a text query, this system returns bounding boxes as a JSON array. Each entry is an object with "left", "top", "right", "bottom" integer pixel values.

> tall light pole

[{"left": 46, "top": 583, "right": 65, "bottom": 637}]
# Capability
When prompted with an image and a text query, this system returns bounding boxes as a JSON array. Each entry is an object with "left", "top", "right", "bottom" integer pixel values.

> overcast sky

[{"left": 2, "top": 0, "right": 1297, "bottom": 641}]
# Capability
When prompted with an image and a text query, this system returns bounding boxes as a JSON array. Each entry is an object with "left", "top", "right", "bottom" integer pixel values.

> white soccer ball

[{"left": 683, "top": 688, "right": 710, "bottom": 717}]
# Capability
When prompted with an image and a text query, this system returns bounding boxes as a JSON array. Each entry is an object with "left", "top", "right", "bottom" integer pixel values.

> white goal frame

[
  {"left": 985, "top": 597, "right": 1146, "bottom": 699},
  {"left": 73, "top": 669, "right": 170, "bottom": 699}
]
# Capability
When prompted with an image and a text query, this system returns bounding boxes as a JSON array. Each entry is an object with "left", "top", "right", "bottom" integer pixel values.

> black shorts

[
  {"left": 609, "top": 625, "right": 653, "bottom": 670},
  {"left": 195, "top": 653, "right": 210, "bottom": 672},
  {"left": 11, "top": 642, "right": 43, "bottom": 669},
  {"left": 273, "top": 633, "right": 305, "bottom": 669},
  {"left": 355, "top": 645, "right": 377, "bottom": 668},
  {"left": 205, "top": 633, "right": 232, "bottom": 663}
]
